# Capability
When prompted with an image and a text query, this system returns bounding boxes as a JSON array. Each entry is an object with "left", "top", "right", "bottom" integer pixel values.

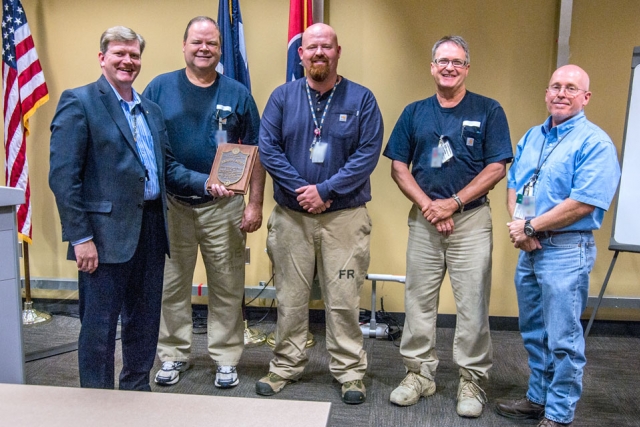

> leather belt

[
  {"left": 169, "top": 194, "right": 217, "bottom": 207},
  {"left": 463, "top": 196, "right": 487, "bottom": 212},
  {"left": 536, "top": 230, "right": 588, "bottom": 239}
]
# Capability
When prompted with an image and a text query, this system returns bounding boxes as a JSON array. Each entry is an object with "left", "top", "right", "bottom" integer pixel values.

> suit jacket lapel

[{"left": 97, "top": 76, "right": 142, "bottom": 165}]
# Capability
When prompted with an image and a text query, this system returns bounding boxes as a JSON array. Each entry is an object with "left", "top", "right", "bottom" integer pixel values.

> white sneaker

[
  {"left": 456, "top": 376, "right": 487, "bottom": 417},
  {"left": 215, "top": 365, "right": 239, "bottom": 388},
  {"left": 154, "top": 361, "right": 190, "bottom": 386},
  {"left": 390, "top": 372, "right": 436, "bottom": 406}
]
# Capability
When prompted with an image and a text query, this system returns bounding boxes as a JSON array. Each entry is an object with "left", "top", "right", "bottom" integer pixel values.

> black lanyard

[{"left": 524, "top": 128, "right": 574, "bottom": 194}]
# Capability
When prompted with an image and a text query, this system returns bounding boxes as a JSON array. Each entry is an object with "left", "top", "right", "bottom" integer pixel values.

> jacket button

[{"left": 139, "top": 177, "right": 145, "bottom": 182}]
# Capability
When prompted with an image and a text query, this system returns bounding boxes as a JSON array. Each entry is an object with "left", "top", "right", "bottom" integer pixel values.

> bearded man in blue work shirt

[
  {"left": 496, "top": 65, "right": 620, "bottom": 427},
  {"left": 256, "top": 23, "right": 383, "bottom": 405}
]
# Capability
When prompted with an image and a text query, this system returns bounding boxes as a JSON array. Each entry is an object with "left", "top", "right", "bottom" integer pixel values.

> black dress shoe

[{"left": 495, "top": 397, "right": 545, "bottom": 420}]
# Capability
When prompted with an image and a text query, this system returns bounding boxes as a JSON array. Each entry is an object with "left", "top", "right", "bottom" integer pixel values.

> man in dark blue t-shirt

[
  {"left": 383, "top": 35, "right": 513, "bottom": 418},
  {"left": 143, "top": 16, "right": 264, "bottom": 390}
]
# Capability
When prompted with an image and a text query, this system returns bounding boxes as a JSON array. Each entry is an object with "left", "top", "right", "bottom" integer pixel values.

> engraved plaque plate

[
  {"left": 218, "top": 148, "right": 249, "bottom": 186},
  {"left": 208, "top": 143, "right": 258, "bottom": 195}
]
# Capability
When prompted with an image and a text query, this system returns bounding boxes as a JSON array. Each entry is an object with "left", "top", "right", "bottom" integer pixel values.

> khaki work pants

[
  {"left": 157, "top": 195, "right": 246, "bottom": 366},
  {"left": 400, "top": 203, "right": 493, "bottom": 381},
  {"left": 267, "top": 205, "right": 371, "bottom": 383}
]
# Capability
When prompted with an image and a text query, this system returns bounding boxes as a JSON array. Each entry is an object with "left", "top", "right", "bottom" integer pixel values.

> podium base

[
  {"left": 22, "top": 301, "right": 52, "bottom": 327},
  {"left": 244, "top": 320, "right": 266, "bottom": 347}
]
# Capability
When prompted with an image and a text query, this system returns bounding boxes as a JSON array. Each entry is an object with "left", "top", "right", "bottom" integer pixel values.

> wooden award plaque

[{"left": 208, "top": 143, "right": 258, "bottom": 195}]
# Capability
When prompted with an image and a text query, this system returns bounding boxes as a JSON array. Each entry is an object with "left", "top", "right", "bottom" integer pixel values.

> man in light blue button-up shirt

[{"left": 496, "top": 65, "right": 620, "bottom": 427}]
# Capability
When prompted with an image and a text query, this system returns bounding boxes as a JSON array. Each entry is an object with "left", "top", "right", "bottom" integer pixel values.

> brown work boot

[
  {"left": 341, "top": 379, "right": 366, "bottom": 404},
  {"left": 255, "top": 372, "right": 291, "bottom": 396},
  {"left": 495, "top": 397, "right": 545, "bottom": 420}
]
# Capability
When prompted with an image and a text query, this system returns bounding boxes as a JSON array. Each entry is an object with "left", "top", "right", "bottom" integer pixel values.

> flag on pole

[
  {"left": 312, "top": 0, "right": 324, "bottom": 24},
  {"left": 2, "top": 0, "right": 49, "bottom": 243},
  {"left": 286, "top": 0, "right": 313, "bottom": 82},
  {"left": 216, "top": 0, "right": 251, "bottom": 91}
]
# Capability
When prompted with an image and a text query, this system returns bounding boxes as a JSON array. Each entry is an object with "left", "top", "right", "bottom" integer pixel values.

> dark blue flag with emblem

[{"left": 216, "top": 0, "right": 251, "bottom": 91}]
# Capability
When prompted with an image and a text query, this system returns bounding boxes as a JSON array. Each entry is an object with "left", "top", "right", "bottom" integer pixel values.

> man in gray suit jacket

[{"left": 49, "top": 26, "right": 208, "bottom": 391}]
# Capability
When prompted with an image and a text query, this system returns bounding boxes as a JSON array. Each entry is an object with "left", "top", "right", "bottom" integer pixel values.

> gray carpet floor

[{"left": 23, "top": 315, "right": 640, "bottom": 427}]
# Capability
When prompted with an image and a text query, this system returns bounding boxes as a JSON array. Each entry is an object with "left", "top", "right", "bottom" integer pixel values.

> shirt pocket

[
  {"left": 547, "top": 160, "right": 574, "bottom": 200},
  {"left": 327, "top": 110, "right": 359, "bottom": 152},
  {"left": 461, "top": 127, "right": 484, "bottom": 161},
  {"left": 209, "top": 110, "right": 240, "bottom": 146}
]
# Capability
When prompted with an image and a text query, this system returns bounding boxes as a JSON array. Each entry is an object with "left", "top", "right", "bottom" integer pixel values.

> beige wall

[{"left": 5, "top": 0, "right": 640, "bottom": 318}]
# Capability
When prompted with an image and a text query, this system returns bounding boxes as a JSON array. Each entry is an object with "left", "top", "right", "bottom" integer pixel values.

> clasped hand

[{"left": 296, "top": 185, "right": 332, "bottom": 214}]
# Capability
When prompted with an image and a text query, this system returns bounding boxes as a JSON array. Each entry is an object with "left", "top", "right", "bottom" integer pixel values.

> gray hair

[
  {"left": 183, "top": 16, "right": 220, "bottom": 42},
  {"left": 432, "top": 35, "right": 470, "bottom": 64},
  {"left": 100, "top": 26, "right": 145, "bottom": 54}
]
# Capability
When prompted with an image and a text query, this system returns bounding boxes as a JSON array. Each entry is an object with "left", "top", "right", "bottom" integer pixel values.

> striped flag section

[
  {"left": 286, "top": 0, "right": 313, "bottom": 82},
  {"left": 216, "top": 0, "right": 251, "bottom": 91},
  {"left": 2, "top": 0, "right": 49, "bottom": 242}
]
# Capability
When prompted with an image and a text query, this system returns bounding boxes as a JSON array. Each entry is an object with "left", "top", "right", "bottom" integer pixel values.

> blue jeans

[{"left": 515, "top": 231, "right": 596, "bottom": 424}]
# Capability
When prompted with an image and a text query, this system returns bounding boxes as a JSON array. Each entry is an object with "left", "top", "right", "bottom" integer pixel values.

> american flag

[{"left": 2, "top": 0, "right": 49, "bottom": 242}]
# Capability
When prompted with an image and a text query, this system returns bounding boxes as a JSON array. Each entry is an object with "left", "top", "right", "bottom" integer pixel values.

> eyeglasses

[
  {"left": 547, "top": 84, "right": 588, "bottom": 97},
  {"left": 433, "top": 58, "right": 468, "bottom": 68}
]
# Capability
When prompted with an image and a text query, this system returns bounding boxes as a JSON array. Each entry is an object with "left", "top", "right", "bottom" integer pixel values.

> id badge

[
  {"left": 437, "top": 136, "right": 453, "bottom": 163},
  {"left": 215, "top": 130, "right": 227, "bottom": 146},
  {"left": 311, "top": 141, "right": 328, "bottom": 164},
  {"left": 513, "top": 193, "right": 536, "bottom": 220},
  {"left": 430, "top": 146, "right": 443, "bottom": 168}
]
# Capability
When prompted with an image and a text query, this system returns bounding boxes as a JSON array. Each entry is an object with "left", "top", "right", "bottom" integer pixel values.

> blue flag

[{"left": 216, "top": 0, "right": 251, "bottom": 91}]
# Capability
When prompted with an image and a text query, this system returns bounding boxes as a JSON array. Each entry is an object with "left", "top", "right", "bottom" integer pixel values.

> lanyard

[
  {"left": 127, "top": 102, "right": 139, "bottom": 142},
  {"left": 305, "top": 79, "right": 339, "bottom": 151},
  {"left": 524, "top": 128, "right": 574, "bottom": 194}
]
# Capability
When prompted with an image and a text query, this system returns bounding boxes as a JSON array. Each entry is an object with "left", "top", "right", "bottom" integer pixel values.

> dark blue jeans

[{"left": 78, "top": 204, "right": 166, "bottom": 391}]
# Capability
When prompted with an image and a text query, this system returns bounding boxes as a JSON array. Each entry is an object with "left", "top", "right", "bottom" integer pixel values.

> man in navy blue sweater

[
  {"left": 256, "top": 23, "right": 383, "bottom": 405},
  {"left": 143, "top": 16, "right": 264, "bottom": 390}
]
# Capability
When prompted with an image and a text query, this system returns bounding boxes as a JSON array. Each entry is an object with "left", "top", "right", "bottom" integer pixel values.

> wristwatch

[{"left": 524, "top": 219, "right": 537, "bottom": 237}]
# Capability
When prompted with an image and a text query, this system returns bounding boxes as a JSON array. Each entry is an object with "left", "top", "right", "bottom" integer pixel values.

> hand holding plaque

[{"left": 208, "top": 143, "right": 258, "bottom": 195}]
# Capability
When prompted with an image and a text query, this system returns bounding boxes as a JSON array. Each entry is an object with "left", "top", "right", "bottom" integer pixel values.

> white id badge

[
  {"left": 430, "top": 146, "right": 443, "bottom": 168},
  {"left": 311, "top": 141, "right": 328, "bottom": 163},
  {"left": 440, "top": 140, "right": 453, "bottom": 163},
  {"left": 513, "top": 193, "right": 536, "bottom": 220},
  {"left": 215, "top": 130, "right": 227, "bottom": 146}
]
